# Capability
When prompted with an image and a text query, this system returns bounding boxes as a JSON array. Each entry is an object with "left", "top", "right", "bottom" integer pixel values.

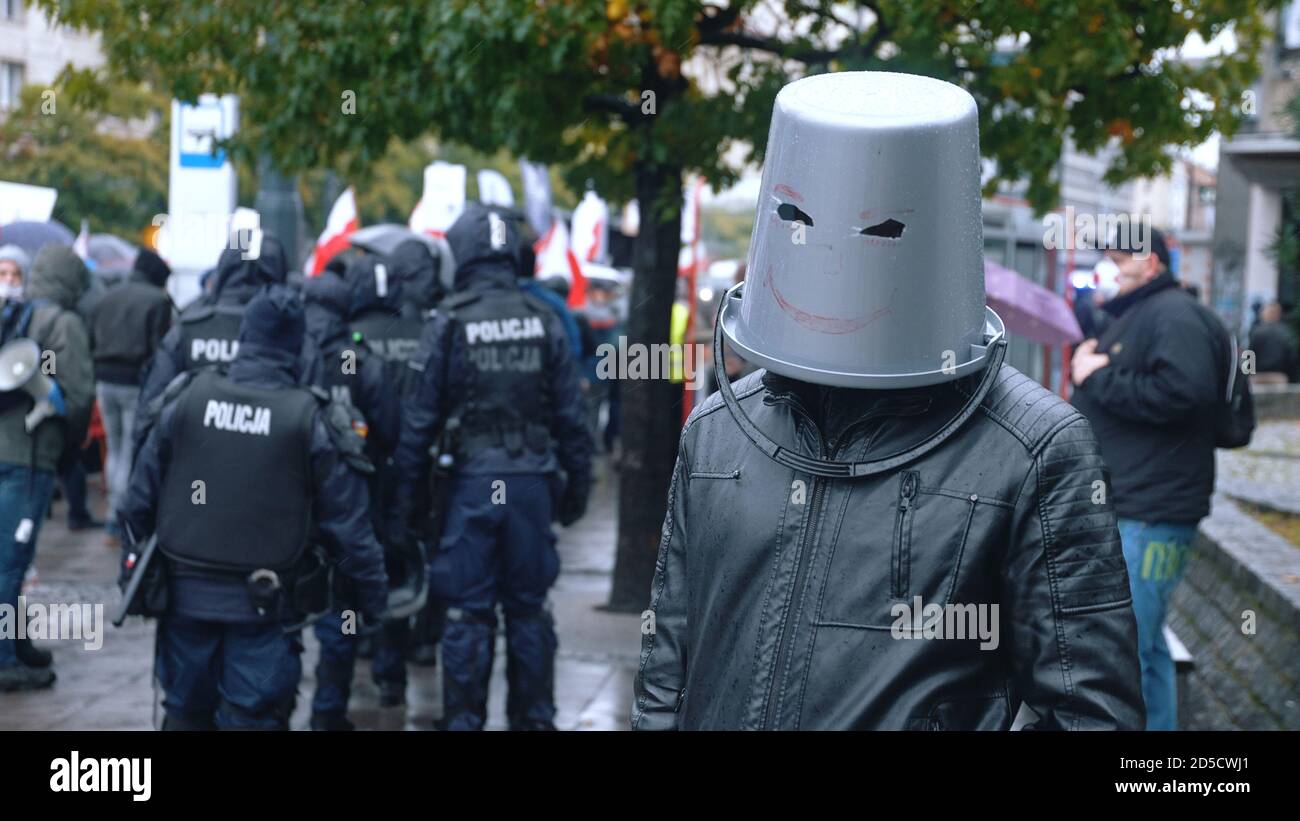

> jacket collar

[
  {"left": 1102, "top": 270, "right": 1178, "bottom": 318},
  {"left": 760, "top": 371, "right": 939, "bottom": 449},
  {"left": 228, "top": 342, "right": 300, "bottom": 388}
]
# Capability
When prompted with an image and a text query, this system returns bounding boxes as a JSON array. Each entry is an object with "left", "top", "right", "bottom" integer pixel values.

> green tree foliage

[
  {"left": 0, "top": 79, "right": 167, "bottom": 241},
  {"left": 37, "top": 0, "right": 1276, "bottom": 212}
]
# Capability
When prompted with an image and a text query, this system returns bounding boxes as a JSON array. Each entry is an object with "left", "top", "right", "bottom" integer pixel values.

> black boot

[
  {"left": 16, "top": 638, "right": 52, "bottom": 669},
  {"left": 0, "top": 664, "right": 56, "bottom": 692},
  {"left": 378, "top": 680, "right": 406, "bottom": 707},
  {"left": 310, "top": 712, "right": 356, "bottom": 731}
]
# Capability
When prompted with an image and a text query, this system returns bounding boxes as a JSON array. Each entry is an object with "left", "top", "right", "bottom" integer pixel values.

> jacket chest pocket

[{"left": 816, "top": 471, "right": 1010, "bottom": 630}]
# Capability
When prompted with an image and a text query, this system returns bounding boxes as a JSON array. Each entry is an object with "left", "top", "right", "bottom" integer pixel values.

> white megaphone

[{"left": 0, "top": 338, "right": 57, "bottom": 432}]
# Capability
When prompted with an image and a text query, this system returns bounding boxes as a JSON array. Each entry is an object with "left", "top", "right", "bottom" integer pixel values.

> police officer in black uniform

[
  {"left": 132, "top": 233, "right": 305, "bottom": 453},
  {"left": 347, "top": 251, "right": 442, "bottom": 692},
  {"left": 392, "top": 202, "right": 592, "bottom": 731},
  {"left": 120, "top": 286, "right": 388, "bottom": 730},
  {"left": 301, "top": 271, "right": 399, "bottom": 730}
]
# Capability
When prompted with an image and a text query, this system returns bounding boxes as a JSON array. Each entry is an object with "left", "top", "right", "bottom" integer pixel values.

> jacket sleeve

[
  {"left": 117, "top": 397, "right": 179, "bottom": 545},
  {"left": 1003, "top": 416, "right": 1145, "bottom": 730},
  {"left": 133, "top": 326, "right": 184, "bottom": 454},
  {"left": 544, "top": 311, "right": 592, "bottom": 486},
  {"left": 146, "top": 294, "right": 174, "bottom": 360},
  {"left": 310, "top": 411, "right": 388, "bottom": 617},
  {"left": 1078, "top": 304, "right": 1219, "bottom": 425},
  {"left": 358, "top": 356, "right": 400, "bottom": 458},
  {"left": 631, "top": 438, "right": 690, "bottom": 730},
  {"left": 391, "top": 315, "right": 448, "bottom": 537},
  {"left": 47, "top": 309, "right": 95, "bottom": 448}
]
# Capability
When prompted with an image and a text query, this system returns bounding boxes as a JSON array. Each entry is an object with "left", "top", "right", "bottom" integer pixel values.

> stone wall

[{"left": 1167, "top": 495, "right": 1300, "bottom": 730}]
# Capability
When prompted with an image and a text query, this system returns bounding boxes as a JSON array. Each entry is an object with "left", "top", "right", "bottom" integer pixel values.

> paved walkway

[{"left": 0, "top": 458, "right": 640, "bottom": 731}]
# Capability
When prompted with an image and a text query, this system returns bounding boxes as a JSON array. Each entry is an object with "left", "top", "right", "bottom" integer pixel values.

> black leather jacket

[{"left": 632, "top": 364, "right": 1144, "bottom": 730}]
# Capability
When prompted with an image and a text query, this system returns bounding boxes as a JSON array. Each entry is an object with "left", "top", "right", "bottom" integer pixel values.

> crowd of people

[
  {"left": 2, "top": 72, "right": 1293, "bottom": 733},
  {"left": 0, "top": 203, "right": 599, "bottom": 732}
]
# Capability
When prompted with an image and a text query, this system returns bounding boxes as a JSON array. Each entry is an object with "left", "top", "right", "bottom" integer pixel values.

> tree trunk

[{"left": 605, "top": 158, "right": 683, "bottom": 613}]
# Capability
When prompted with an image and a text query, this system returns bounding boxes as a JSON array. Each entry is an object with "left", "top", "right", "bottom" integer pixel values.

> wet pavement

[{"left": 0, "top": 458, "right": 640, "bottom": 731}]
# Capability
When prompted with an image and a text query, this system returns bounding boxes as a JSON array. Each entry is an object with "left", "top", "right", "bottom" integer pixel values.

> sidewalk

[{"left": 0, "top": 460, "right": 640, "bottom": 731}]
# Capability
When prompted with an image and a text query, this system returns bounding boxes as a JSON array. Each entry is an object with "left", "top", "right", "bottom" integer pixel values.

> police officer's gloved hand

[
  {"left": 558, "top": 476, "right": 590, "bottom": 526},
  {"left": 359, "top": 586, "right": 388, "bottom": 632}
]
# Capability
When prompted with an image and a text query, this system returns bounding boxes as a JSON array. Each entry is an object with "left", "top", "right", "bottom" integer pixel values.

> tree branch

[{"left": 696, "top": 1, "right": 890, "bottom": 66}]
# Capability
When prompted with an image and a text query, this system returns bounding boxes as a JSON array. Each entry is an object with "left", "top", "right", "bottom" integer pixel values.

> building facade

[{"left": 0, "top": 1, "right": 103, "bottom": 111}]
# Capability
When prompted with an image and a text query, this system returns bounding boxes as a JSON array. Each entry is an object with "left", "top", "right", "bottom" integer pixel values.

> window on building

[
  {"left": 0, "top": 61, "right": 22, "bottom": 110},
  {"left": 1, "top": 0, "right": 22, "bottom": 23}
]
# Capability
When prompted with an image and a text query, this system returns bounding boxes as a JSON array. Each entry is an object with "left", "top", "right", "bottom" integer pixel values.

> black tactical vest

[
  {"left": 156, "top": 370, "right": 317, "bottom": 572},
  {"left": 351, "top": 309, "right": 424, "bottom": 396},
  {"left": 446, "top": 288, "right": 553, "bottom": 451},
  {"left": 178, "top": 304, "right": 244, "bottom": 371}
]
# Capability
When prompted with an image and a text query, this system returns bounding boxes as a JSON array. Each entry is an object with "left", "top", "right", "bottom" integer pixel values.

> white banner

[
  {"left": 409, "top": 162, "right": 466, "bottom": 237},
  {"left": 0, "top": 181, "right": 57, "bottom": 224},
  {"left": 476, "top": 169, "right": 515, "bottom": 208},
  {"left": 519, "top": 159, "right": 554, "bottom": 236}
]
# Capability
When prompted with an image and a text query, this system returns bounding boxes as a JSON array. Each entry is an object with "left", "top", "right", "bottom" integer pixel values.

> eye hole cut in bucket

[
  {"left": 777, "top": 202, "right": 814, "bottom": 226},
  {"left": 860, "top": 218, "right": 905, "bottom": 239}
]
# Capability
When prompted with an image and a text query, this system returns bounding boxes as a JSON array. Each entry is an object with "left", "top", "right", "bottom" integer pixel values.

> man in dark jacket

[
  {"left": 301, "top": 271, "right": 399, "bottom": 730},
  {"left": 348, "top": 251, "right": 443, "bottom": 675},
  {"left": 1248, "top": 301, "right": 1298, "bottom": 383},
  {"left": 89, "top": 248, "right": 174, "bottom": 547},
  {"left": 633, "top": 72, "right": 1143, "bottom": 731},
  {"left": 1071, "top": 227, "right": 1224, "bottom": 730},
  {"left": 0, "top": 245, "right": 95, "bottom": 691},
  {"left": 392, "top": 202, "right": 592, "bottom": 730},
  {"left": 120, "top": 286, "right": 389, "bottom": 730}
]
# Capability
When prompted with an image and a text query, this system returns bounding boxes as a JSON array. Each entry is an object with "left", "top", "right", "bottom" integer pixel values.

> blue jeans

[
  {"left": 98, "top": 381, "right": 140, "bottom": 535},
  {"left": 0, "top": 464, "right": 56, "bottom": 668},
  {"left": 1118, "top": 518, "right": 1198, "bottom": 731}
]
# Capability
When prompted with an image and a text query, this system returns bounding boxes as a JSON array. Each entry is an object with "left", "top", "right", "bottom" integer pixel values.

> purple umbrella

[
  {"left": 984, "top": 260, "right": 1082, "bottom": 346},
  {"left": 89, "top": 233, "right": 139, "bottom": 281},
  {"left": 0, "top": 220, "right": 75, "bottom": 259}
]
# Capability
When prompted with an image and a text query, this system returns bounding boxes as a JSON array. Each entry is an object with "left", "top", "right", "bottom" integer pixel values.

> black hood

[
  {"left": 347, "top": 253, "right": 404, "bottom": 317},
  {"left": 303, "top": 272, "right": 353, "bottom": 349},
  {"left": 132, "top": 248, "right": 172, "bottom": 288},
  {"left": 387, "top": 239, "right": 444, "bottom": 310},
  {"left": 210, "top": 235, "right": 289, "bottom": 304},
  {"left": 446, "top": 201, "right": 524, "bottom": 291}
]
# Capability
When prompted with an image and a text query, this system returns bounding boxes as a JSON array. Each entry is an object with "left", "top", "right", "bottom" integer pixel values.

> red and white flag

[
  {"left": 306, "top": 187, "right": 360, "bottom": 276},
  {"left": 534, "top": 214, "right": 587, "bottom": 308},
  {"left": 569, "top": 190, "right": 608, "bottom": 264}
]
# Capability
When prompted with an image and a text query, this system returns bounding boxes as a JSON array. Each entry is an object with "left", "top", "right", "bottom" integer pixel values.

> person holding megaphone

[{"left": 0, "top": 244, "right": 95, "bottom": 692}]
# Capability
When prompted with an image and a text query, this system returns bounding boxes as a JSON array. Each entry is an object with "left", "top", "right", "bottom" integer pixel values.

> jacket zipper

[
  {"left": 763, "top": 472, "right": 824, "bottom": 730},
  {"left": 756, "top": 399, "right": 924, "bottom": 729},
  {"left": 893, "top": 471, "right": 919, "bottom": 598}
]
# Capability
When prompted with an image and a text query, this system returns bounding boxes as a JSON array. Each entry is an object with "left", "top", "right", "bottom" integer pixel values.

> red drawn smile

[{"left": 763, "top": 267, "right": 890, "bottom": 335}]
